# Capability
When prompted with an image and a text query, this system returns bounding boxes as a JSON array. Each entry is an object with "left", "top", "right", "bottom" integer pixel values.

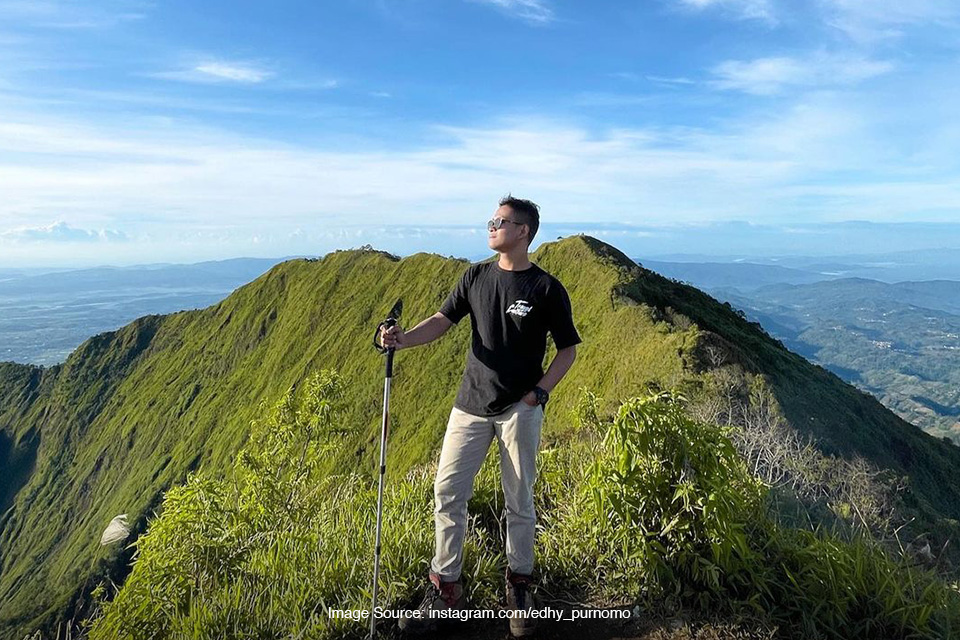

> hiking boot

[
  {"left": 505, "top": 567, "right": 538, "bottom": 637},
  {"left": 398, "top": 572, "right": 466, "bottom": 635}
]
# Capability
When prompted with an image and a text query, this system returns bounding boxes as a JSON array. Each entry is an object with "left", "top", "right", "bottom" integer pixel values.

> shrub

[{"left": 584, "top": 391, "right": 768, "bottom": 606}]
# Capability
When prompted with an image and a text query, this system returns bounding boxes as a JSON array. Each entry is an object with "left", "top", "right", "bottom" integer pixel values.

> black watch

[{"left": 533, "top": 386, "right": 549, "bottom": 406}]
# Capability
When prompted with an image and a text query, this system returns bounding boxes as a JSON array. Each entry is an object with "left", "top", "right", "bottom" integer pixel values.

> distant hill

[
  {"left": 646, "top": 248, "right": 960, "bottom": 282},
  {"left": 748, "top": 278, "right": 960, "bottom": 316},
  {"left": 705, "top": 278, "right": 960, "bottom": 443},
  {"left": 638, "top": 259, "right": 830, "bottom": 290},
  {"left": 0, "top": 257, "right": 293, "bottom": 365},
  {"left": 0, "top": 258, "right": 300, "bottom": 297},
  {"left": 0, "top": 267, "right": 75, "bottom": 281},
  {"left": 2, "top": 236, "right": 959, "bottom": 638}
]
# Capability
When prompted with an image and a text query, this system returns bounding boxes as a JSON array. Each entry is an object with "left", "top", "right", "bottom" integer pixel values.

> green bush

[{"left": 586, "top": 391, "right": 768, "bottom": 605}]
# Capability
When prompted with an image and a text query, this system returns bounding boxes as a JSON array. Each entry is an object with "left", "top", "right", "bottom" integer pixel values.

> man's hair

[{"left": 499, "top": 194, "right": 540, "bottom": 247}]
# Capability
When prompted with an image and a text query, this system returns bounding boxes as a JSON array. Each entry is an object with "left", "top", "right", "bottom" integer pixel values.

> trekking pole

[{"left": 368, "top": 298, "right": 403, "bottom": 639}]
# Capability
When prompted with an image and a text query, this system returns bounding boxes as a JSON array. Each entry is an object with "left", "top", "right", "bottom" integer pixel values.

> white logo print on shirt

[{"left": 506, "top": 300, "right": 533, "bottom": 317}]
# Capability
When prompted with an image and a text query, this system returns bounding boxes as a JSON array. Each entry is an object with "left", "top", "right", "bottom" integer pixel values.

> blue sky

[{"left": 1, "top": 0, "right": 959, "bottom": 266}]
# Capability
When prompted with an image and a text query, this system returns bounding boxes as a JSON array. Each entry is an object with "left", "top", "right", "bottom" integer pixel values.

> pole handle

[{"left": 372, "top": 298, "right": 403, "bottom": 360}]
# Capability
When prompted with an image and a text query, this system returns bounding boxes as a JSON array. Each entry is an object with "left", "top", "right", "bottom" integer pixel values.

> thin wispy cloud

[
  {"left": 0, "top": 221, "right": 128, "bottom": 243},
  {"left": 674, "top": 0, "right": 776, "bottom": 24},
  {"left": 194, "top": 62, "right": 271, "bottom": 83},
  {"left": 0, "top": 0, "right": 148, "bottom": 29},
  {"left": 711, "top": 53, "right": 894, "bottom": 95},
  {"left": 151, "top": 60, "right": 274, "bottom": 84},
  {"left": 470, "top": 0, "right": 555, "bottom": 24},
  {"left": 646, "top": 75, "right": 696, "bottom": 86},
  {"left": 676, "top": 0, "right": 960, "bottom": 41},
  {"left": 610, "top": 73, "right": 695, "bottom": 86},
  {"left": 819, "top": 0, "right": 960, "bottom": 42},
  {"left": 572, "top": 92, "right": 653, "bottom": 107},
  {"left": 280, "top": 78, "right": 339, "bottom": 90}
]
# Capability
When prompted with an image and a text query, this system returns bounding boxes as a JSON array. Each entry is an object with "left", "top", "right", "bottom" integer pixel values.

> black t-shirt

[{"left": 439, "top": 260, "right": 581, "bottom": 416}]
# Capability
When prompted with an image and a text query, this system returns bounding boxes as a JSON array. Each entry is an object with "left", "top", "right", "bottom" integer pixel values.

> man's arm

[
  {"left": 379, "top": 311, "right": 454, "bottom": 350},
  {"left": 522, "top": 344, "right": 577, "bottom": 405}
]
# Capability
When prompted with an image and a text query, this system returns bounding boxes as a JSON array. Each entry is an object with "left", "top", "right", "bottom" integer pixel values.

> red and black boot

[
  {"left": 398, "top": 572, "right": 466, "bottom": 635},
  {"left": 505, "top": 567, "right": 539, "bottom": 637}
]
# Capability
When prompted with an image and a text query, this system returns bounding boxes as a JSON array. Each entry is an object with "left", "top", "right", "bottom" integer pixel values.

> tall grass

[{"left": 86, "top": 374, "right": 960, "bottom": 640}]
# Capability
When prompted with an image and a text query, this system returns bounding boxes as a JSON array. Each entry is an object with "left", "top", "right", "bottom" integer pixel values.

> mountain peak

[
  {"left": 535, "top": 234, "right": 640, "bottom": 272},
  {"left": 301, "top": 234, "right": 637, "bottom": 274}
]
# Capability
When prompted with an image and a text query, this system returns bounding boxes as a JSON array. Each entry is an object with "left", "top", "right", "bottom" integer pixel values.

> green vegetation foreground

[{"left": 87, "top": 371, "right": 959, "bottom": 640}]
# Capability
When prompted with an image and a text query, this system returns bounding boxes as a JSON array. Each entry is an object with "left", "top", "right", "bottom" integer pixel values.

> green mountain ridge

[{"left": 1, "top": 235, "right": 958, "bottom": 638}]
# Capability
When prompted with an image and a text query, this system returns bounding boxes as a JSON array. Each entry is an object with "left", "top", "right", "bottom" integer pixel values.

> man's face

[{"left": 487, "top": 204, "right": 528, "bottom": 252}]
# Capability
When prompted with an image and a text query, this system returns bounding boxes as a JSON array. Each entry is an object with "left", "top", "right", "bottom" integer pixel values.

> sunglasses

[{"left": 487, "top": 217, "right": 524, "bottom": 231}]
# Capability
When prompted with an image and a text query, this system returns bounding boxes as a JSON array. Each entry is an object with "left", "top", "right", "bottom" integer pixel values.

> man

[{"left": 379, "top": 195, "right": 580, "bottom": 637}]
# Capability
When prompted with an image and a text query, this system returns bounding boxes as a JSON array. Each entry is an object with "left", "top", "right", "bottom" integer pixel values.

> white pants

[{"left": 431, "top": 400, "right": 544, "bottom": 581}]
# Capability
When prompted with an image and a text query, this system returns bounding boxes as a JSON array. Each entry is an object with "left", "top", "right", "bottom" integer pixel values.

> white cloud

[
  {"left": 194, "top": 62, "right": 271, "bottom": 83},
  {"left": 2, "top": 80, "right": 959, "bottom": 265},
  {"left": 675, "top": 0, "right": 776, "bottom": 24},
  {"left": 0, "top": 0, "right": 148, "bottom": 29},
  {"left": 152, "top": 60, "right": 274, "bottom": 84},
  {"left": 282, "top": 78, "right": 339, "bottom": 90},
  {"left": 0, "top": 112, "right": 781, "bottom": 235},
  {"left": 610, "top": 71, "right": 696, "bottom": 86},
  {"left": 469, "top": 0, "right": 555, "bottom": 24},
  {"left": 711, "top": 53, "right": 894, "bottom": 95},
  {"left": 646, "top": 75, "right": 696, "bottom": 86},
  {"left": 819, "top": 0, "right": 960, "bottom": 42},
  {"left": 675, "top": 0, "right": 960, "bottom": 40},
  {"left": 572, "top": 92, "right": 653, "bottom": 107},
  {"left": 0, "top": 221, "right": 128, "bottom": 243}
]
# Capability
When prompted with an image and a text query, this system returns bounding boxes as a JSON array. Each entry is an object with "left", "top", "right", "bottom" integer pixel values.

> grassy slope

[{"left": 0, "top": 235, "right": 958, "bottom": 638}]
